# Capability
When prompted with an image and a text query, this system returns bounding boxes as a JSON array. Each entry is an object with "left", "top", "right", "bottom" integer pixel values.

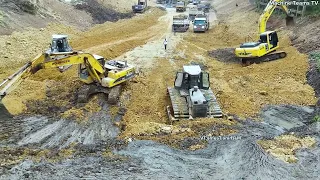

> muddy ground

[
  {"left": 1, "top": 105, "right": 319, "bottom": 179},
  {"left": 0, "top": 0, "right": 320, "bottom": 179}
]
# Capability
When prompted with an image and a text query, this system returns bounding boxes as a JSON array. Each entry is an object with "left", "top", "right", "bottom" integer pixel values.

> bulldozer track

[
  {"left": 168, "top": 87, "right": 189, "bottom": 118},
  {"left": 168, "top": 87, "right": 223, "bottom": 120},
  {"left": 201, "top": 89, "right": 223, "bottom": 118}
]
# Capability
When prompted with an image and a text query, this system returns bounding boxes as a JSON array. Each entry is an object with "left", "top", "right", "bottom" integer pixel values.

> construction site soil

[
  {"left": 0, "top": 0, "right": 320, "bottom": 179},
  {"left": 74, "top": 0, "right": 134, "bottom": 24}
]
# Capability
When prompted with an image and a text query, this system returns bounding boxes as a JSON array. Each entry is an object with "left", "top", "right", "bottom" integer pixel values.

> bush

[
  {"left": 305, "top": 0, "right": 320, "bottom": 15},
  {"left": 310, "top": 52, "right": 320, "bottom": 72},
  {"left": 16, "top": 0, "right": 38, "bottom": 15},
  {"left": 312, "top": 115, "right": 320, "bottom": 123}
]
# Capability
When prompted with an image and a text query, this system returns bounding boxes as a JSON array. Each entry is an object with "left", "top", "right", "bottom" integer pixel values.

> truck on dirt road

[
  {"left": 132, "top": 0, "right": 147, "bottom": 13},
  {"left": 192, "top": 0, "right": 200, "bottom": 5},
  {"left": 176, "top": 1, "right": 186, "bottom": 12},
  {"left": 188, "top": 6, "right": 201, "bottom": 22},
  {"left": 197, "top": 1, "right": 210, "bottom": 13},
  {"left": 193, "top": 14, "right": 209, "bottom": 32},
  {"left": 172, "top": 15, "right": 190, "bottom": 32}
]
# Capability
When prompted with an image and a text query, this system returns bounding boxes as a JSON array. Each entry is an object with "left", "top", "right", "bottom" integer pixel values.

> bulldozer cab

[
  {"left": 174, "top": 65, "right": 210, "bottom": 90},
  {"left": 49, "top": 35, "right": 73, "bottom": 54}
]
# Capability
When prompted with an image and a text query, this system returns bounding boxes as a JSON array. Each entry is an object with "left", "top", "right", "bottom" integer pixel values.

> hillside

[{"left": 0, "top": 0, "right": 135, "bottom": 35}]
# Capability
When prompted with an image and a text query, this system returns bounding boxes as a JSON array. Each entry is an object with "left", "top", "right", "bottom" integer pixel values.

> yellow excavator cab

[{"left": 235, "top": 0, "right": 294, "bottom": 65}]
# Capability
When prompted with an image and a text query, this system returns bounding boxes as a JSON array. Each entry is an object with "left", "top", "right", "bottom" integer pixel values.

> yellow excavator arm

[
  {"left": 31, "top": 52, "right": 105, "bottom": 84},
  {"left": 258, "top": 0, "right": 293, "bottom": 34}
]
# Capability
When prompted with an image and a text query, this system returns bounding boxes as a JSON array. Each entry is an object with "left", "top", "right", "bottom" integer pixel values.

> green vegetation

[
  {"left": 310, "top": 52, "right": 320, "bottom": 72},
  {"left": 312, "top": 115, "right": 320, "bottom": 123},
  {"left": 304, "top": 0, "right": 320, "bottom": 15},
  {"left": 16, "top": 0, "right": 38, "bottom": 15},
  {"left": 256, "top": 0, "right": 320, "bottom": 15}
]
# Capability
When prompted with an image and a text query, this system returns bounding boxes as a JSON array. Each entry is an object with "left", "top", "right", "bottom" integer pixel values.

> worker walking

[{"left": 163, "top": 38, "right": 168, "bottom": 50}]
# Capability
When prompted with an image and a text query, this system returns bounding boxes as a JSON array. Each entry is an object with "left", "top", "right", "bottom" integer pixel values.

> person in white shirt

[{"left": 163, "top": 38, "right": 168, "bottom": 50}]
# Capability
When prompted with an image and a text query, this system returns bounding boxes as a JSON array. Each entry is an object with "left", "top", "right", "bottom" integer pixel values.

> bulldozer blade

[
  {"left": 0, "top": 100, "right": 12, "bottom": 119},
  {"left": 286, "top": 16, "right": 295, "bottom": 26}
]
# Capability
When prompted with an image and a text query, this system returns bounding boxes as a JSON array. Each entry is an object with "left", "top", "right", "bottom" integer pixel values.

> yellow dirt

[
  {"left": 0, "top": 1, "right": 318, "bottom": 149},
  {"left": 1, "top": 8, "right": 166, "bottom": 116},
  {"left": 61, "top": 95, "right": 102, "bottom": 123},
  {"left": 120, "top": 56, "right": 237, "bottom": 145},
  {"left": 258, "top": 135, "right": 316, "bottom": 163},
  {"left": 2, "top": 79, "right": 46, "bottom": 115},
  {"left": 180, "top": 10, "right": 317, "bottom": 118}
]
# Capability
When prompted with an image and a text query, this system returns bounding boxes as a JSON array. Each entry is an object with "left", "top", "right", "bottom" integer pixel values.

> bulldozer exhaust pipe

[{"left": 285, "top": 16, "right": 295, "bottom": 26}]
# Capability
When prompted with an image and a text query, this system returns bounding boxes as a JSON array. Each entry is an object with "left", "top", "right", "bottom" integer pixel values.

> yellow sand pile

[
  {"left": 119, "top": 57, "right": 238, "bottom": 146},
  {"left": 258, "top": 135, "right": 316, "bottom": 163},
  {"left": 1, "top": 8, "right": 165, "bottom": 116},
  {"left": 179, "top": 10, "right": 317, "bottom": 118}
]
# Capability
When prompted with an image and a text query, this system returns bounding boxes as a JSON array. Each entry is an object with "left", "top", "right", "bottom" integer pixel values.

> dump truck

[
  {"left": 193, "top": 14, "right": 209, "bottom": 32},
  {"left": 188, "top": 6, "right": 201, "bottom": 22},
  {"left": 166, "top": 65, "right": 223, "bottom": 121},
  {"left": 176, "top": 1, "right": 186, "bottom": 12},
  {"left": 192, "top": 0, "right": 200, "bottom": 5},
  {"left": 172, "top": 15, "right": 190, "bottom": 32},
  {"left": 198, "top": 1, "right": 210, "bottom": 13},
  {"left": 132, "top": 0, "right": 147, "bottom": 13}
]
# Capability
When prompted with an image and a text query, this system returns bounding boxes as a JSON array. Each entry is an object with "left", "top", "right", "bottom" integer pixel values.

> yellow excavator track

[{"left": 241, "top": 51, "right": 287, "bottom": 65}]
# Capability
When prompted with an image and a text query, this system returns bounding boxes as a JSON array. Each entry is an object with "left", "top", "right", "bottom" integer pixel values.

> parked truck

[
  {"left": 197, "top": 1, "right": 210, "bottom": 13},
  {"left": 176, "top": 1, "right": 186, "bottom": 12},
  {"left": 193, "top": 14, "right": 209, "bottom": 32},
  {"left": 192, "top": 0, "right": 200, "bottom": 5},
  {"left": 188, "top": 6, "right": 201, "bottom": 22},
  {"left": 172, "top": 15, "right": 190, "bottom": 32},
  {"left": 132, "top": 0, "right": 147, "bottom": 13}
]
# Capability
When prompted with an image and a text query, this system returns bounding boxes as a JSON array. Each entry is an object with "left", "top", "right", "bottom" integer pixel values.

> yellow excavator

[
  {"left": 234, "top": 0, "right": 295, "bottom": 65},
  {"left": 0, "top": 35, "right": 135, "bottom": 117}
]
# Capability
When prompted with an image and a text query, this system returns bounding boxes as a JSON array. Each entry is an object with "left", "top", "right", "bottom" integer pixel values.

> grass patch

[
  {"left": 310, "top": 52, "right": 320, "bottom": 72},
  {"left": 312, "top": 115, "right": 320, "bottom": 123},
  {"left": 16, "top": 0, "right": 38, "bottom": 15}
]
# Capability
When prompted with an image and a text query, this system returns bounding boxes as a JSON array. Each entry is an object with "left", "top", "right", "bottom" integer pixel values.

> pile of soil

[
  {"left": 208, "top": 48, "right": 239, "bottom": 63},
  {"left": 289, "top": 16, "right": 320, "bottom": 54},
  {"left": 74, "top": 0, "right": 133, "bottom": 24},
  {"left": 0, "top": 0, "right": 38, "bottom": 15},
  {"left": 179, "top": 1, "right": 317, "bottom": 118}
]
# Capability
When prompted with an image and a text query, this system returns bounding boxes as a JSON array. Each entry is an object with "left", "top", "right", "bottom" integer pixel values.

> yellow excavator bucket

[{"left": 286, "top": 15, "right": 295, "bottom": 26}]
